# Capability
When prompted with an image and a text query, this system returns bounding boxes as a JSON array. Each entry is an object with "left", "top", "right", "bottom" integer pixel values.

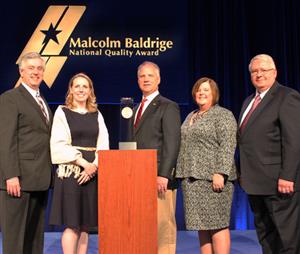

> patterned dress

[
  {"left": 49, "top": 108, "right": 99, "bottom": 228},
  {"left": 176, "top": 105, "right": 237, "bottom": 230}
]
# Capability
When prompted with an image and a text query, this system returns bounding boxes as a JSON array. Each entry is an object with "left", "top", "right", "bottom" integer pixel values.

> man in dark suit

[
  {"left": 238, "top": 54, "right": 300, "bottom": 254},
  {"left": 0, "top": 52, "right": 52, "bottom": 254},
  {"left": 130, "top": 61, "right": 181, "bottom": 254}
]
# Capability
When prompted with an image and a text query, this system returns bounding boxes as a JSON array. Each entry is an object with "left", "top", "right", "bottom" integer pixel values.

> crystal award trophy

[{"left": 119, "top": 97, "right": 137, "bottom": 150}]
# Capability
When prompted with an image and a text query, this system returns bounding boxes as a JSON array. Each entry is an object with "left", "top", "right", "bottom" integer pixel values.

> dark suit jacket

[
  {"left": 130, "top": 94, "right": 181, "bottom": 189},
  {"left": 0, "top": 85, "right": 53, "bottom": 191},
  {"left": 238, "top": 81, "right": 300, "bottom": 195}
]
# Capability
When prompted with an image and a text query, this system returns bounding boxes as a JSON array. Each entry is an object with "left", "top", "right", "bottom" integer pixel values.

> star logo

[
  {"left": 15, "top": 5, "right": 86, "bottom": 88},
  {"left": 41, "top": 23, "right": 62, "bottom": 45}
]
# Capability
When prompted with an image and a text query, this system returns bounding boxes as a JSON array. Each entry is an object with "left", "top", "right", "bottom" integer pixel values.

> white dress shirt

[
  {"left": 134, "top": 90, "right": 159, "bottom": 122},
  {"left": 22, "top": 83, "right": 49, "bottom": 120},
  {"left": 240, "top": 88, "right": 270, "bottom": 126}
]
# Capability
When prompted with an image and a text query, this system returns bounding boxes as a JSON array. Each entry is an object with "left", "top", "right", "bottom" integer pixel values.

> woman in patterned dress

[
  {"left": 49, "top": 73, "right": 109, "bottom": 254},
  {"left": 176, "top": 77, "right": 237, "bottom": 254}
]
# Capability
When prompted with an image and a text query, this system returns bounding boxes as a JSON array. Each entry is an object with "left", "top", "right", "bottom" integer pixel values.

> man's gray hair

[
  {"left": 248, "top": 54, "right": 276, "bottom": 71},
  {"left": 18, "top": 52, "right": 45, "bottom": 70},
  {"left": 137, "top": 61, "right": 160, "bottom": 77}
]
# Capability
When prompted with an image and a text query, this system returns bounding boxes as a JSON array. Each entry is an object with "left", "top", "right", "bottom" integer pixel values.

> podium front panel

[{"left": 98, "top": 150, "right": 157, "bottom": 254}]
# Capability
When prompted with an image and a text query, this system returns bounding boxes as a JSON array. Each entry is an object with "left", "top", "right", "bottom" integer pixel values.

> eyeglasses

[{"left": 250, "top": 68, "right": 274, "bottom": 76}]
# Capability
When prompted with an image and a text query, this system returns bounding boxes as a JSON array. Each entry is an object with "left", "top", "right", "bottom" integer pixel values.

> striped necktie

[
  {"left": 239, "top": 94, "right": 261, "bottom": 132},
  {"left": 36, "top": 92, "right": 49, "bottom": 124}
]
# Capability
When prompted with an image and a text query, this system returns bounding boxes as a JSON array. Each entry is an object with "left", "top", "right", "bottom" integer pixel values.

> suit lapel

[
  {"left": 18, "top": 85, "right": 51, "bottom": 129},
  {"left": 134, "top": 95, "right": 160, "bottom": 135},
  {"left": 238, "top": 95, "right": 254, "bottom": 126},
  {"left": 41, "top": 94, "right": 53, "bottom": 125},
  {"left": 240, "top": 83, "right": 278, "bottom": 135}
]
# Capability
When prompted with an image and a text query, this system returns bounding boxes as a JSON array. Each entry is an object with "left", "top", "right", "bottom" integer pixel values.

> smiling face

[
  {"left": 19, "top": 58, "right": 45, "bottom": 90},
  {"left": 249, "top": 56, "right": 277, "bottom": 93},
  {"left": 70, "top": 76, "right": 91, "bottom": 106},
  {"left": 195, "top": 81, "right": 213, "bottom": 109},
  {"left": 137, "top": 63, "right": 160, "bottom": 97}
]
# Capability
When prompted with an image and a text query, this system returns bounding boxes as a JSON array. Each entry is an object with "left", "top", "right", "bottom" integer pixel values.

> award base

[{"left": 118, "top": 142, "right": 137, "bottom": 150}]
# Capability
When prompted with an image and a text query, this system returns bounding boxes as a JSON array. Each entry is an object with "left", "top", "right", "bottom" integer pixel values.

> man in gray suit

[
  {"left": 238, "top": 54, "right": 300, "bottom": 254},
  {"left": 130, "top": 61, "right": 181, "bottom": 254},
  {"left": 0, "top": 52, "right": 52, "bottom": 254}
]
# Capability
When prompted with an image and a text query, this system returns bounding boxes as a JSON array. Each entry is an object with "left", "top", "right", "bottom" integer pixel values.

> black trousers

[
  {"left": 0, "top": 190, "right": 48, "bottom": 254},
  {"left": 248, "top": 192, "right": 300, "bottom": 254}
]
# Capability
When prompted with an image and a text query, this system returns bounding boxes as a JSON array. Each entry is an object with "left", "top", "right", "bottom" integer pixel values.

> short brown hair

[
  {"left": 65, "top": 73, "right": 98, "bottom": 112},
  {"left": 192, "top": 77, "right": 219, "bottom": 105}
]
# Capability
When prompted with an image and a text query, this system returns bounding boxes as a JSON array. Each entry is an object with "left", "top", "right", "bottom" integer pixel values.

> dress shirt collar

[
  {"left": 256, "top": 87, "right": 270, "bottom": 100},
  {"left": 142, "top": 90, "right": 159, "bottom": 103},
  {"left": 22, "top": 82, "right": 40, "bottom": 98}
]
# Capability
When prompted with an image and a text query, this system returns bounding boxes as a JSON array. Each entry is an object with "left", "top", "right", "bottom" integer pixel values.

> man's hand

[
  {"left": 6, "top": 177, "right": 21, "bottom": 197},
  {"left": 278, "top": 178, "right": 294, "bottom": 194},
  {"left": 157, "top": 176, "right": 168, "bottom": 194}
]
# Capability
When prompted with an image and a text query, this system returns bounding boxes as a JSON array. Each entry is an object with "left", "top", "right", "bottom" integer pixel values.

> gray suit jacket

[
  {"left": 0, "top": 85, "right": 53, "bottom": 191},
  {"left": 238, "top": 81, "right": 300, "bottom": 195},
  {"left": 130, "top": 94, "right": 181, "bottom": 189}
]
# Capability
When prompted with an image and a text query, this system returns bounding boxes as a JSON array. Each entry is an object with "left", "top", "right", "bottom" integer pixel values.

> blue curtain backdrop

[
  {"left": 1, "top": 0, "right": 300, "bottom": 231},
  {"left": 182, "top": 0, "right": 300, "bottom": 230}
]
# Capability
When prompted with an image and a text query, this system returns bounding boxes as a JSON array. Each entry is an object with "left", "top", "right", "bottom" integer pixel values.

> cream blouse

[{"left": 50, "top": 105, "right": 109, "bottom": 178}]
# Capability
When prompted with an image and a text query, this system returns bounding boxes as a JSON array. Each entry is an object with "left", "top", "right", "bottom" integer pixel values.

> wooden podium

[{"left": 98, "top": 150, "right": 157, "bottom": 254}]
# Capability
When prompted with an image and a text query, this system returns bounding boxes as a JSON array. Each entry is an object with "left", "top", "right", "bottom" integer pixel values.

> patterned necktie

[
  {"left": 239, "top": 94, "right": 261, "bottom": 132},
  {"left": 36, "top": 92, "right": 49, "bottom": 123},
  {"left": 134, "top": 98, "right": 147, "bottom": 128}
]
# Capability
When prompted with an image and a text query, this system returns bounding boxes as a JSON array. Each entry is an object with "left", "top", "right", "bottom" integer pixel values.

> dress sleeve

[
  {"left": 50, "top": 106, "right": 82, "bottom": 164},
  {"left": 93, "top": 110, "right": 110, "bottom": 166},
  {"left": 215, "top": 109, "right": 237, "bottom": 176}
]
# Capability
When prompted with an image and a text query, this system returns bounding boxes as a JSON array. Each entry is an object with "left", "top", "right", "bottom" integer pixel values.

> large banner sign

[
  {"left": 16, "top": 6, "right": 86, "bottom": 88},
  {"left": 0, "top": 1, "right": 189, "bottom": 104}
]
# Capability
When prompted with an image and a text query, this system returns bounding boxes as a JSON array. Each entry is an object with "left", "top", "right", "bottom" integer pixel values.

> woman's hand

[
  {"left": 78, "top": 170, "right": 91, "bottom": 185},
  {"left": 212, "top": 173, "right": 224, "bottom": 192},
  {"left": 77, "top": 162, "right": 97, "bottom": 185},
  {"left": 84, "top": 162, "right": 97, "bottom": 178},
  {"left": 75, "top": 157, "right": 98, "bottom": 184}
]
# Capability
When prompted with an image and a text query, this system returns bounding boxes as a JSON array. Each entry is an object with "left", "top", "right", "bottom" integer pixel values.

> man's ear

[
  {"left": 19, "top": 68, "right": 23, "bottom": 78},
  {"left": 273, "top": 69, "right": 278, "bottom": 79}
]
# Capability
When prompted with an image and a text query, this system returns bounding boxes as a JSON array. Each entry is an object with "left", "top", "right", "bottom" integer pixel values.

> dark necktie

[
  {"left": 134, "top": 98, "right": 147, "bottom": 128},
  {"left": 36, "top": 92, "right": 49, "bottom": 124},
  {"left": 239, "top": 94, "right": 261, "bottom": 132}
]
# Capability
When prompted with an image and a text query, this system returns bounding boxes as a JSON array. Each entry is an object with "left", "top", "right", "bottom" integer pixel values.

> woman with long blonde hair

[{"left": 49, "top": 73, "right": 109, "bottom": 254}]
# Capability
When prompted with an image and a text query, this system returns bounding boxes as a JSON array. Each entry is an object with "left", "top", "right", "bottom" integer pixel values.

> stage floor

[{"left": 0, "top": 230, "right": 262, "bottom": 253}]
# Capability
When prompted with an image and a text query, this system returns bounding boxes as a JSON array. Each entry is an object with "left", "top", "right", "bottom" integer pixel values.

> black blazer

[
  {"left": 130, "top": 94, "right": 181, "bottom": 189},
  {"left": 238, "top": 82, "right": 300, "bottom": 194},
  {"left": 0, "top": 85, "right": 53, "bottom": 191}
]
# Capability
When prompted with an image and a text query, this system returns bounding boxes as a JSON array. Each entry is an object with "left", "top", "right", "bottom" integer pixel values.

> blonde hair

[{"left": 65, "top": 73, "right": 98, "bottom": 112}]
